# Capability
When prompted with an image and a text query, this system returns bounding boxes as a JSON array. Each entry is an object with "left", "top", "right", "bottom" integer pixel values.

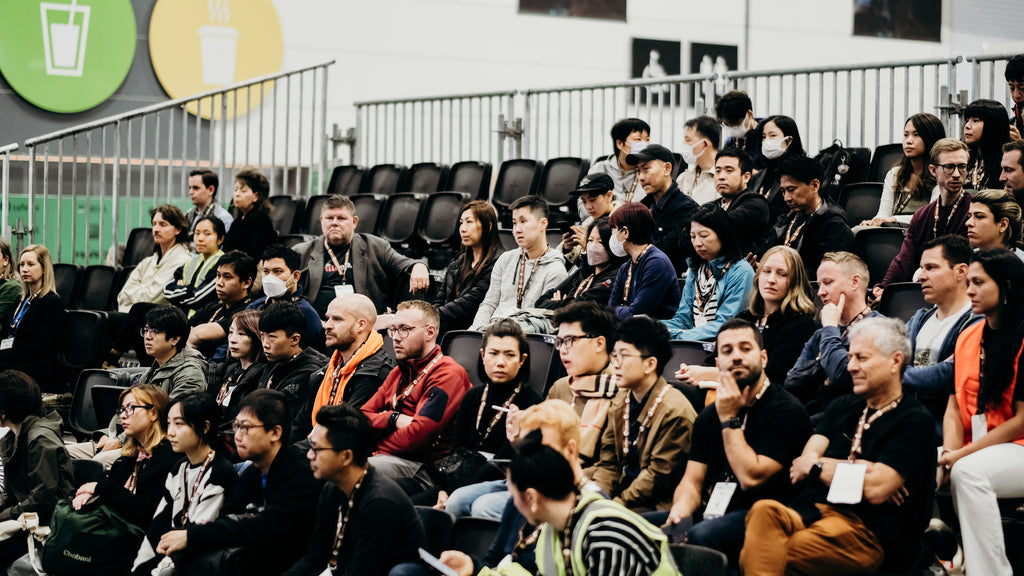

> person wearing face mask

[
  {"left": 676, "top": 116, "right": 721, "bottom": 205},
  {"left": 559, "top": 175, "right": 618, "bottom": 266},
  {"left": 539, "top": 217, "right": 625, "bottom": 312},
  {"left": 607, "top": 203, "right": 681, "bottom": 320},
  {"left": 245, "top": 244, "right": 323, "bottom": 348},
  {"left": 715, "top": 91, "right": 761, "bottom": 164},
  {"left": 586, "top": 118, "right": 652, "bottom": 205},
  {"left": 748, "top": 115, "right": 807, "bottom": 223}
]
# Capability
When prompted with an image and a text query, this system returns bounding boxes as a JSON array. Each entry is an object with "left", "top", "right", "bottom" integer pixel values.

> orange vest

[{"left": 953, "top": 322, "right": 1024, "bottom": 447}]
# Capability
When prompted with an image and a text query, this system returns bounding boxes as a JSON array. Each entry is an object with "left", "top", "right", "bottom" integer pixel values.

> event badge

[
  {"left": 827, "top": 462, "right": 866, "bottom": 505},
  {"left": 335, "top": 284, "right": 355, "bottom": 298},
  {"left": 0, "top": 338, "right": 12, "bottom": 351},
  {"left": 703, "top": 482, "right": 738, "bottom": 519},
  {"left": 318, "top": 568, "right": 332, "bottom": 576},
  {"left": 972, "top": 413, "right": 988, "bottom": 441}
]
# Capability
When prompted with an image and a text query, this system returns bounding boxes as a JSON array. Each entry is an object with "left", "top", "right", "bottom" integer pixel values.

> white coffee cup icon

[
  {"left": 41, "top": 0, "right": 91, "bottom": 77},
  {"left": 197, "top": 24, "right": 239, "bottom": 85}
]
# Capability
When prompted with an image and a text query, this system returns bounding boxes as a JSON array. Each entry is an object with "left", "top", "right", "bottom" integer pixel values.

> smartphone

[{"left": 419, "top": 548, "right": 460, "bottom": 576}]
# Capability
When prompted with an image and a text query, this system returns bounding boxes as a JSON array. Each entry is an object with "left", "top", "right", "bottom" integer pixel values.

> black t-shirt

[
  {"left": 188, "top": 297, "right": 252, "bottom": 357},
  {"left": 313, "top": 243, "right": 355, "bottom": 314},
  {"left": 795, "top": 394, "right": 935, "bottom": 560},
  {"left": 689, "top": 383, "right": 812, "bottom": 513}
]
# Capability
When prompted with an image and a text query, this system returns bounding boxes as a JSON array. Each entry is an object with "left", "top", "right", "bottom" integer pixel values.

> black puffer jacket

[
  {"left": 433, "top": 251, "right": 500, "bottom": 335},
  {"left": 257, "top": 347, "right": 328, "bottom": 417}
]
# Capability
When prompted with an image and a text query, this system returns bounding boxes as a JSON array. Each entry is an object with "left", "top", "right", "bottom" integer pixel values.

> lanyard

[
  {"left": 933, "top": 192, "right": 964, "bottom": 238},
  {"left": 391, "top": 353, "right": 444, "bottom": 411},
  {"left": 176, "top": 450, "right": 216, "bottom": 526},
  {"left": 9, "top": 294, "right": 34, "bottom": 335},
  {"left": 623, "top": 174, "right": 639, "bottom": 203},
  {"left": 622, "top": 384, "right": 670, "bottom": 457},
  {"left": 515, "top": 252, "right": 541, "bottom": 308},
  {"left": 329, "top": 468, "right": 367, "bottom": 568},
  {"left": 474, "top": 383, "right": 522, "bottom": 445},
  {"left": 848, "top": 396, "right": 902, "bottom": 460},
  {"left": 325, "top": 241, "right": 351, "bottom": 279},
  {"left": 622, "top": 245, "right": 650, "bottom": 303}
]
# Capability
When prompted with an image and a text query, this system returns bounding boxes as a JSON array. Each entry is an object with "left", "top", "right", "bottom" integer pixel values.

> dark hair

[
  {"left": 509, "top": 195, "right": 549, "bottom": 221},
  {"left": 189, "top": 169, "right": 219, "bottom": 194},
  {"left": 218, "top": 250, "right": 257, "bottom": 284},
  {"left": 970, "top": 189, "right": 1022, "bottom": 249},
  {"left": 315, "top": 404, "right": 375, "bottom": 466},
  {"left": 586, "top": 216, "right": 625, "bottom": 271},
  {"left": 456, "top": 201, "right": 502, "bottom": 298},
  {"left": 615, "top": 315, "right": 671, "bottom": 373},
  {"left": 230, "top": 309, "right": 266, "bottom": 364},
  {"left": 714, "top": 91, "right": 753, "bottom": 126},
  {"left": 552, "top": 300, "right": 616, "bottom": 353},
  {"left": 195, "top": 215, "right": 227, "bottom": 240},
  {"left": 234, "top": 167, "right": 271, "bottom": 214},
  {"left": 715, "top": 147, "right": 754, "bottom": 175},
  {"left": 1006, "top": 55, "right": 1024, "bottom": 83},
  {"left": 169, "top": 390, "right": 221, "bottom": 447},
  {"left": 258, "top": 301, "right": 306, "bottom": 338},
  {"left": 144, "top": 305, "right": 190, "bottom": 351},
  {"left": 479, "top": 318, "right": 530, "bottom": 385},
  {"left": 971, "top": 249, "right": 1024, "bottom": 412},
  {"left": 610, "top": 118, "right": 651, "bottom": 156},
  {"left": 686, "top": 116, "right": 721, "bottom": 149},
  {"left": 509, "top": 429, "right": 576, "bottom": 500},
  {"left": 964, "top": 99, "right": 1011, "bottom": 188},
  {"left": 260, "top": 244, "right": 301, "bottom": 273},
  {"left": 1004, "top": 139, "right": 1024, "bottom": 168},
  {"left": 150, "top": 204, "right": 190, "bottom": 245},
  {"left": 760, "top": 115, "right": 806, "bottom": 160},
  {"left": 894, "top": 113, "right": 944, "bottom": 206},
  {"left": 716, "top": 318, "right": 764, "bottom": 351},
  {"left": 608, "top": 202, "right": 656, "bottom": 245},
  {"left": 776, "top": 155, "right": 824, "bottom": 186},
  {"left": 323, "top": 195, "right": 356, "bottom": 214},
  {"left": 0, "top": 370, "right": 41, "bottom": 423},
  {"left": 922, "top": 234, "right": 972, "bottom": 267},
  {"left": 689, "top": 204, "right": 742, "bottom": 265},
  {"left": 238, "top": 389, "right": 292, "bottom": 444}
]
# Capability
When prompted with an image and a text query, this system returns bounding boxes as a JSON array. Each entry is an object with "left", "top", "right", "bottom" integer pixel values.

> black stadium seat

[
  {"left": 326, "top": 165, "right": 364, "bottom": 197},
  {"left": 854, "top": 227, "right": 906, "bottom": 286},
  {"left": 405, "top": 162, "right": 449, "bottom": 195},
  {"left": 302, "top": 195, "right": 331, "bottom": 235},
  {"left": 839, "top": 182, "right": 884, "bottom": 226},
  {"left": 868, "top": 143, "right": 903, "bottom": 183},
  {"left": 664, "top": 340, "right": 716, "bottom": 409},
  {"left": 492, "top": 159, "right": 543, "bottom": 222},
  {"left": 53, "top": 263, "right": 82, "bottom": 309},
  {"left": 537, "top": 157, "right": 590, "bottom": 209},
  {"left": 378, "top": 193, "right": 424, "bottom": 250},
  {"left": 498, "top": 229, "right": 517, "bottom": 251},
  {"left": 360, "top": 164, "right": 407, "bottom": 196},
  {"left": 59, "top": 310, "right": 108, "bottom": 371},
  {"left": 122, "top": 227, "right": 155, "bottom": 267},
  {"left": 418, "top": 192, "right": 464, "bottom": 268},
  {"left": 351, "top": 194, "right": 385, "bottom": 236},
  {"left": 416, "top": 507, "right": 454, "bottom": 556},
  {"left": 76, "top": 265, "right": 117, "bottom": 311},
  {"left": 268, "top": 195, "right": 303, "bottom": 235},
  {"left": 670, "top": 544, "right": 728, "bottom": 576},
  {"left": 525, "top": 333, "right": 558, "bottom": 397},
  {"left": 447, "top": 161, "right": 492, "bottom": 201},
  {"left": 451, "top": 517, "right": 501, "bottom": 558},
  {"left": 276, "top": 234, "right": 314, "bottom": 249},
  {"left": 441, "top": 331, "right": 483, "bottom": 386},
  {"left": 877, "top": 282, "right": 926, "bottom": 323}
]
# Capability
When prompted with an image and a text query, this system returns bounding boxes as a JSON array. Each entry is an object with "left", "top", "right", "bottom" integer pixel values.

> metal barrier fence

[
  {"left": 352, "top": 54, "right": 1016, "bottom": 170},
  {"left": 0, "top": 143, "right": 16, "bottom": 242},
  {"left": 17, "top": 60, "right": 334, "bottom": 265}
]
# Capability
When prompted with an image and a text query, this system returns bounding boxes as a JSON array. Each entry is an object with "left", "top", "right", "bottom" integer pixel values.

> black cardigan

[
  {"left": 0, "top": 291, "right": 65, "bottom": 388},
  {"left": 98, "top": 440, "right": 182, "bottom": 530},
  {"left": 223, "top": 209, "right": 278, "bottom": 261},
  {"left": 433, "top": 251, "right": 500, "bottom": 334}
]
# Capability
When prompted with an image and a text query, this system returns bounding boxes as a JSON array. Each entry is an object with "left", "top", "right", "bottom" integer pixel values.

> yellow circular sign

[{"left": 149, "top": 0, "right": 283, "bottom": 119}]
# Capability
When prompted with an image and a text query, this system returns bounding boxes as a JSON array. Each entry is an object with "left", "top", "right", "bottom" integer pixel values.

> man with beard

[
  {"left": 654, "top": 318, "right": 813, "bottom": 567},
  {"left": 293, "top": 294, "right": 395, "bottom": 440}
]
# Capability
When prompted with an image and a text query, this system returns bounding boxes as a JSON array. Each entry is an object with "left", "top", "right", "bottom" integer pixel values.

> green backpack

[{"left": 42, "top": 499, "right": 145, "bottom": 575}]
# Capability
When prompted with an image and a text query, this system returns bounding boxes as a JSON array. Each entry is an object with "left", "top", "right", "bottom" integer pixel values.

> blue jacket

[
  {"left": 608, "top": 246, "right": 680, "bottom": 321},
  {"left": 663, "top": 257, "right": 754, "bottom": 341}
]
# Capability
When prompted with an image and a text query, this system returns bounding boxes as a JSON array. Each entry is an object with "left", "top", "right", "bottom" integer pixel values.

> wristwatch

[
  {"left": 808, "top": 461, "right": 824, "bottom": 481},
  {"left": 721, "top": 416, "right": 743, "bottom": 430}
]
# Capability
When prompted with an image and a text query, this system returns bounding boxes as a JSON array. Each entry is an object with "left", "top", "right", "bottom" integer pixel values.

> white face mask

[
  {"left": 722, "top": 123, "right": 747, "bottom": 141},
  {"left": 679, "top": 140, "right": 705, "bottom": 167},
  {"left": 629, "top": 141, "right": 648, "bottom": 155},
  {"left": 262, "top": 274, "right": 287, "bottom": 298},
  {"left": 761, "top": 137, "right": 789, "bottom": 160},
  {"left": 587, "top": 242, "right": 610, "bottom": 267},
  {"left": 609, "top": 232, "right": 627, "bottom": 258}
]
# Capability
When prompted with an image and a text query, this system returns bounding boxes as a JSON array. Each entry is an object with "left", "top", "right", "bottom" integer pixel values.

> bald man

[{"left": 292, "top": 294, "right": 396, "bottom": 440}]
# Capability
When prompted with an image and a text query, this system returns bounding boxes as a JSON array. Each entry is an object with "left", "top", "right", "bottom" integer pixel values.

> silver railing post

[{"left": 0, "top": 144, "right": 16, "bottom": 240}]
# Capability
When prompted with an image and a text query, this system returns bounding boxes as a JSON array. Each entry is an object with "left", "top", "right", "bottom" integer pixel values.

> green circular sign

[{"left": 0, "top": 0, "right": 136, "bottom": 113}]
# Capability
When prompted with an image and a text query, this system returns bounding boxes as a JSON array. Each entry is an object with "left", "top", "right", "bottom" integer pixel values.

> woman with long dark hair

[
  {"left": 940, "top": 248, "right": 1024, "bottom": 575},
  {"left": 538, "top": 216, "right": 626, "bottom": 309},
  {"left": 749, "top": 115, "right": 807, "bottom": 222},
  {"left": 962, "top": 99, "right": 1011, "bottom": 190},
  {"left": 863, "top": 113, "right": 945, "bottom": 226},
  {"left": 433, "top": 200, "right": 503, "bottom": 335}
]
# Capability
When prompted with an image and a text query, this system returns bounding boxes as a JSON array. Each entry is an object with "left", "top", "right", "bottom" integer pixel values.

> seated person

[
  {"left": 677, "top": 245, "right": 818, "bottom": 391},
  {"left": 965, "top": 188, "right": 1024, "bottom": 257},
  {"left": 117, "top": 204, "right": 192, "bottom": 312},
  {"left": 545, "top": 300, "right": 617, "bottom": 466},
  {"left": 963, "top": 99, "right": 1011, "bottom": 190},
  {"left": 0, "top": 370, "right": 73, "bottom": 565},
  {"left": 861, "top": 113, "right": 943, "bottom": 227},
  {"left": 739, "top": 318, "right": 936, "bottom": 576},
  {"left": 0, "top": 245, "right": 65, "bottom": 389},
  {"left": 766, "top": 156, "right": 854, "bottom": 281},
  {"left": 132, "top": 391, "right": 237, "bottom": 576},
  {"left": 163, "top": 389, "right": 324, "bottom": 576},
  {"left": 664, "top": 204, "right": 755, "bottom": 340},
  {"left": 657, "top": 319, "right": 813, "bottom": 566},
  {"left": 707, "top": 148, "right": 770, "bottom": 257},
  {"left": 537, "top": 216, "right": 624, "bottom": 310},
  {"left": 293, "top": 195, "right": 429, "bottom": 317},
  {"left": 284, "top": 404, "right": 427, "bottom": 576},
  {"left": 1002, "top": 140, "right": 1024, "bottom": 195},
  {"left": 214, "top": 310, "right": 268, "bottom": 456},
  {"left": 607, "top": 202, "right": 681, "bottom": 320},
  {"left": 715, "top": 91, "right": 761, "bottom": 163},
  {"left": 362, "top": 301, "right": 471, "bottom": 494},
  {"left": 630, "top": 144, "right": 699, "bottom": 273},
  {"left": 245, "top": 244, "right": 322, "bottom": 348},
  {"left": 748, "top": 115, "right": 807, "bottom": 223},
  {"left": 469, "top": 196, "right": 567, "bottom": 332},
  {"left": 939, "top": 249, "right": 1024, "bottom": 576},
  {"left": 163, "top": 215, "right": 225, "bottom": 316},
  {"left": 438, "top": 319, "right": 543, "bottom": 519},
  {"left": 676, "top": 116, "right": 720, "bottom": 205},
  {"left": 222, "top": 167, "right": 278, "bottom": 261},
  {"left": 875, "top": 138, "right": 973, "bottom": 293},
  {"left": 559, "top": 174, "right": 617, "bottom": 265},
  {"left": 0, "top": 239, "right": 21, "bottom": 328},
  {"left": 1007, "top": 55, "right": 1024, "bottom": 140},
  {"left": 185, "top": 168, "right": 233, "bottom": 236},
  {"left": 586, "top": 316, "right": 697, "bottom": 512},
  {"left": 586, "top": 117, "right": 650, "bottom": 204},
  {"left": 785, "top": 252, "right": 881, "bottom": 418},
  {"left": 433, "top": 200, "right": 503, "bottom": 335},
  {"left": 257, "top": 301, "right": 328, "bottom": 418},
  {"left": 187, "top": 250, "right": 256, "bottom": 358},
  {"left": 294, "top": 294, "right": 394, "bottom": 440}
]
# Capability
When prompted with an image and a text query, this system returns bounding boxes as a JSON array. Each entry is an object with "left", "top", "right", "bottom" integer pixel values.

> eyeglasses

[
  {"left": 610, "top": 351, "right": 647, "bottom": 364},
  {"left": 387, "top": 325, "right": 422, "bottom": 339},
  {"left": 936, "top": 163, "right": 969, "bottom": 175},
  {"left": 307, "top": 445, "right": 337, "bottom": 456},
  {"left": 232, "top": 422, "right": 267, "bottom": 436},
  {"left": 553, "top": 334, "right": 597, "bottom": 352},
  {"left": 117, "top": 404, "right": 153, "bottom": 417},
  {"left": 139, "top": 327, "right": 164, "bottom": 338}
]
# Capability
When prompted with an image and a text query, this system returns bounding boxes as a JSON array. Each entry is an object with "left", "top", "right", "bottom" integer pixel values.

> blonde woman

[{"left": 0, "top": 245, "right": 65, "bottom": 389}]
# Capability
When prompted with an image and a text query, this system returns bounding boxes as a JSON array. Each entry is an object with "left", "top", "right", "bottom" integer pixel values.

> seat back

[
  {"left": 869, "top": 143, "right": 904, "bottom": 182},
  {"left": 447, "top": 161, "right": 492, "bottom": 201},
  {"left": 664, "top": 340, "right": 716, "bottom": 409},
  {"left": 268, "top": 195, "right": 303, "bottom": 235},
  {"left": 671, "top": 152, "right": 686, "bottom": 179},
  {"left": 441, "top": 331, "right": 484, "bottom": 387},
  {"left": 418, "top": 192, "right": 464, "bottom": 245},
  {"left": 326, "top": 165, "right": 365, "bottom": 197},
  {"left": 351, "top": 194, "right": 385, "bottom": 236},
  {"left": 121, "top": 228, "right": 155, "bottom": 267},
  {"left": 537, "top": 157, "right": 589, "bottom": 208},
  {"left": 68, "top": 368, "right": 144, "bottom": 438},
  {"left": 72, "top": 459, "right": 105, "bottom": 488},
  {"left": 59, "top": 310, "right": 108, "bottom": 370},
  {"left": 498, "top": 230, "right": 517, "bottom": 251},
  {"left": 406, "top": 163, "right": 450, "bottom": 195},
  {"left": 302, "top": 195, "right": 331, "bottom": 235},
  {"left": 92, "top": 384, "right": 130, "bottom": 429},
  {"left": 379, "top": 193, "right": 424, "bottom": 245},
  {"left": 360, "top": 164, "right": 407, "bottom": 196},
  {"left": 854, "top": 227, "right": 906, "bottom": 287},
  {"left": 416, "top": 506, "right": 454, "bottom": 556},
  {"left": 839, "top": 182, "right": 884, "bottom": 226},
  {"left": 451, "top": 517, "right": 501, "bottom": 558},
  {"left": 525, "top": 333, "right": 557, "bottom": 398},
  {"left": 877, "top": 282, "right": 926, "bottom": 323},
  {"left": 492, "top": 159, "right": 543, "bottom": 210},
  {"left": 76, "top": 265, "right": 117, "bottom": 310},
  {"left": 54, "top": 263, "right": 82, "bottom": 309},
  {"left": 669, "top": 544, "right": 728, "bottom": 576},
  {"left": 276, "top": 234, "right": 315, "bottom": 249}
]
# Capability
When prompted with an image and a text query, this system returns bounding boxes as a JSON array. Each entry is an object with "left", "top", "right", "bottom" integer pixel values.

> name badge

[
  {"left": 0, "top": 338, "right": 13, "bottom": 351},
  {"left": 317, "top": 568, "right": 332, "bottom": 576},
  {"left": 827, "top": 462, "right": 866, "bottom": 505},
  {"left": 972, "top": 413, "right": 988, "bottom": 441},
  {"left": 497, "top": 554, "right": 514, "bottom": 568},
  {"left": 334, "top": 284, "right": 355, "bottom": 298},
  {"left": 703, "top": 482, "right": 738, "bottom": 519}
]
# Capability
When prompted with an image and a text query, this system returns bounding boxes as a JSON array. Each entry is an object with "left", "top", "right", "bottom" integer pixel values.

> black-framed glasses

[
  {"left": 936, "top": 163, "right": 968, "bottom": 175},
  {"left": 117, "top": 404, "right": 153, "bottom": 417},
  {"left": 610, "top": 351, "right": 647, "bottom": 364},
  {"left": 307, "top": 445, "right": 337, "bottom": 456},
  {"left": 553, "top": 334, "right": 597, "bottom": 352},
  {"left": 387, "top": 325, "right": 422, "bottom": 339},
  {"left": 139, "top": 327, "right": 164, "bottom": 338},
  {"left": 232, "top": 422, "right": 268, "bottom": 436}
]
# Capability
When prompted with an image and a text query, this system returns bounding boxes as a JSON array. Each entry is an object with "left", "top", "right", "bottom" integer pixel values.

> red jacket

[{"left": 362, "top": 345, "right": 471, "bottom": 462}]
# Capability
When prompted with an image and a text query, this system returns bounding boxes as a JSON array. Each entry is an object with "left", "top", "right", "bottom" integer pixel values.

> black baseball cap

[
  {"left": 625, "top": 144, "right": 674, "bottom": 166},
  {"left": 570, "top": 174, "right": 615, "bottom": 196}
]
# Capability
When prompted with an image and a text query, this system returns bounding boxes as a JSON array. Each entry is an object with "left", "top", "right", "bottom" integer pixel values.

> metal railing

[
  {"left": 967, "top": 53, "right": 1016, "bottom": 104},
  {"left": 18, "top": 60, "right": 334, "bottom": 265},
  {"left": 0, "top": 143, "right": 16, "bottom": 242}
]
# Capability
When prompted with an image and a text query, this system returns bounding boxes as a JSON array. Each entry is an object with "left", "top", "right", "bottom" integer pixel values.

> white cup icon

[
  {"left": 41, "top": 1, "right": 91, "bottom": 77},
  {"left": 198, "top": 25, "right": 239, "bottom": 85}
]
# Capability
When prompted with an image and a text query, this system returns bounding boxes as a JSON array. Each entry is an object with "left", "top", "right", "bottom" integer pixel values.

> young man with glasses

[
  {"left": 361, "top": 300, "right": 470, "bottom": 496},
  {"left": 163, "top": 389, "right": 324, "bottom": 576},
  {"left": 586, "top": 316, "right": 697, "bottom": 512},
  {"left": 875, "top": 138, "right": 972, "bottom": 293},
  {"left": 284, "top": 404, "right": 426, "bottom": 576}
]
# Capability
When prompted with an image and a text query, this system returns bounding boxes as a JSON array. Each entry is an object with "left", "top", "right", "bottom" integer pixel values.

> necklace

[
  {"left": 932, "top": 192, "right": 964, "bottom": 238},
  {"left": 622, "top": 384, "right": 670, "bottom": 457},
  {"left": 783, "top": 201, "right": 821, "bottom": 246},
  {"left": 176, "top": 450, "right": 216, "bottom": 526},
  {"left": 848, "top": 395, "right": 903, "bottom": 460},
  {"left": 330, "top": 467, "right": 368, "bottom": 568}
]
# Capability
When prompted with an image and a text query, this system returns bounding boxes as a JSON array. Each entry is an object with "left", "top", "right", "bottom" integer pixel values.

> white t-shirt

[{"left": 914, "top": 301, "right": 972, "bottom": 367}]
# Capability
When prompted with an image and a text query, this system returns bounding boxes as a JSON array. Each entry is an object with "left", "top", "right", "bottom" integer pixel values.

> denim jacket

[{"left": 662, "top": 256, "right": 754, "bottom": 341}]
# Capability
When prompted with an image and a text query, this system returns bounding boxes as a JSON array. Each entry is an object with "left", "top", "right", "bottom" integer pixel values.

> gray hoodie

[
  {"left": 108, "top": 346, "right": 208, "bottom": 438},
  {"left": 470, "top": 246, "right": 567, "bottom": 330}
]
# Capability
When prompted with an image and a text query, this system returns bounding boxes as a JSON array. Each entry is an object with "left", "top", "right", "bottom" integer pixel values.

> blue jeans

[
  {"left": 445, "top": 479, "right": 508, "bottom": 519},
  {"left": 645, "top": 509, "right": 749, "bottom": 566}
]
